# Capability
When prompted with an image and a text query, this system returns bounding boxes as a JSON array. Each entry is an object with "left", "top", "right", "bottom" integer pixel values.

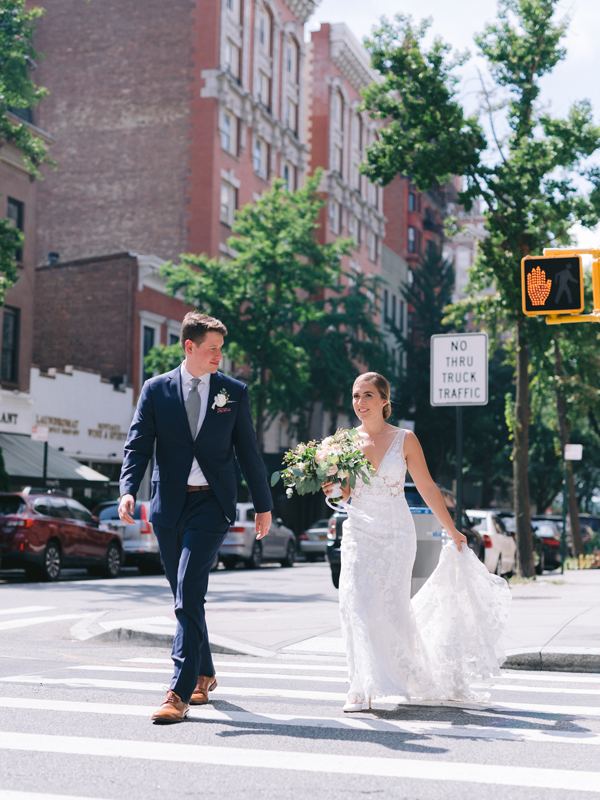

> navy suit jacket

[{"left": 119, "top": 367, "right": 273, "bottom": 527}]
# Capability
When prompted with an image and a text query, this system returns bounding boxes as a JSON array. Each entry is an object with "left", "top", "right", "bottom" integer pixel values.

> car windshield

[
  {"left": 0, "top": 496, "right": 26, "bottom": 516},
  {"left": 98, "top": 504, "right": 142, "bottom": 521},
  {"left": 405, "top": 488, "right": 426, "bottom": 507},
  {"left": 308, "top": 519, "right": 330, "bottom": 530}
]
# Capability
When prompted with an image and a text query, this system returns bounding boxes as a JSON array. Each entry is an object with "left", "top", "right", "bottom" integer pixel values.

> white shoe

[{"left": 343, "top": 701, "right": 364, "bottom": 713}]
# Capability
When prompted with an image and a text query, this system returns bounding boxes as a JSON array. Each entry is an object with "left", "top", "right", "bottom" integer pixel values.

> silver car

[
  {"left": 299, "top": 518, "right": 330, "bottom": 561},
  {"left": 219, "top": 502, "right": 296, "bottom": 569},
  {"left": 96, "top": 501, "right": 163, "bottom": 575}
]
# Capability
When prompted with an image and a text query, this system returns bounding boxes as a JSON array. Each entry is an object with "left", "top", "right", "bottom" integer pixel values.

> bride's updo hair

[{"left": 354, "top": 372, "right": 392, "bottom": 420}]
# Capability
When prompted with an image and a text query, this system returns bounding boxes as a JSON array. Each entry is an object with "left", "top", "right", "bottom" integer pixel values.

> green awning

[{"left": 0, "top": 433, "right": 110, "bottom": 487}]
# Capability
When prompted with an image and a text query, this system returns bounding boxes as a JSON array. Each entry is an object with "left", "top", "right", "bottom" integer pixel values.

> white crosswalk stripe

[{"left": 1, "top": 656, "right": 599, "bottom": 795}]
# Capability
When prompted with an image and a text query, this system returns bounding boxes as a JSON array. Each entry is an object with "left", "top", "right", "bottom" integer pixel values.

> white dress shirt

[{"left": 181, "top": 363, "right": 211, "bottom": 486}]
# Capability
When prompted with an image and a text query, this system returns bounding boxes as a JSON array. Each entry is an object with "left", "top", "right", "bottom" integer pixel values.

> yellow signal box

[
  {"left": 521, "top": 248, "right": 600, "bottom": 325},
  {"left": 522, "top": 255, "right": 583, "bottom": 316}
]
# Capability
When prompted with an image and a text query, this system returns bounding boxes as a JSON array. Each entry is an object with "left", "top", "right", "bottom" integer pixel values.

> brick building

[
  {"left": 33, "top": 252, "right": 193, "bottom": 400},
  {"left": 31, "top": 0, "right": 316, "bottom": 265},
  {"left": 307, "top": 23, "right": 385, "bottom": 278}
]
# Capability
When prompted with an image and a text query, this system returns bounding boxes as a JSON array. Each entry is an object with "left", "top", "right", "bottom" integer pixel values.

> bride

[{"left": 322, "top": 372, "right": 511, "bottom": 713}]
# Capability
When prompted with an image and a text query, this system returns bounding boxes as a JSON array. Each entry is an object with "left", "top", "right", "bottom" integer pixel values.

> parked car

[
  {"left": 219, "top": 502, "right": 296, "bottom": 569},
  {"left": 0, "top": 491, "right": 123, "bottom": 582},
  {"left": 466, "top": 510, "right": 518, "bottom": 576},
  {"left": 496, "top": 512, "right": 545, "bottom": 574},
  {"left": 531, "top": 518, "right": 563, "bottom": 570},
  {"left": 299, "top": 518, "right": 330, "bottom": 562},
  {"left": 326, "top": 483, "right": 483, "bottom": 588},
  {"left": 94, "top": 500, "right": 163, "bottom": 575}
]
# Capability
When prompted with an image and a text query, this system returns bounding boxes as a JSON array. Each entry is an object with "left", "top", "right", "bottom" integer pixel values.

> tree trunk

[
  {"left": 553, "top": 338, "right": 584, "bottom": 556},
  {"left": 514, "top": 322, "right": 534, "bottom": 577}
]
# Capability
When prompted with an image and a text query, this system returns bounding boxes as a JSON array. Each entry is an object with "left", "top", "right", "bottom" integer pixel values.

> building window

[
  {"left": 399, "top": 300, "right": 405, "bottom": 332},
  {"left": 334, "top": 91, "right": 343, "bottom": 129},
  {"left": 408, "top": 226, "right": 416, "bottom": 254},
  {"left": 329, "top": 201, "right": 340, "bottom": 234},
  {"left": 333, "top": 145, "right": 342, "bottom": 176},
  {"left": 1, "top": 306, "right": 19, "bottom": 384},
  {"left": 220, "top": 182, "right": 236, "bottom": 226},
  {"left": 258, "top": 72, "right": 270, "bottom": 109},
  {"left": 226, "top": 0, "right": 240, "bottom": 20},
  {"left": 383, "top": 288, "right": 389, "bottom": 321},
  {"left": 408, "top": 192, "right": 416, "bottom": 212},
  {"left": 391, "top": 294, "right": 397, "bottom": 325},
  {"left": 254, "top": 138, "right": 268, "bottom": 180},
  {"left": 286, "top": 39, "right": 298, "bottom": 81},
  {"left": 368, "top": 230, "right": 378, "bottom": 262},
  {"left": 283, "top": 162, "right": 295, "bottom": 192},
  {"left": 285, "top": 99, "right": 297, "bottom": 134},
  {"left": 258, "top": 8, "right": 270, "bottom": 51},
  {"left": 169, "top": 332, "right": 179, "bottom": 347},
  {"left": 142, "top": 325, "right": 155, "bottom": 383},
  {"left": 7, "top": 197, "right": 24, "bottom": 263},
  {"left": 221, "top": 111, "right": 238, "bottom": 155},
  {"left": 225, "top": 40, "right": 240, "bottom": 79}
]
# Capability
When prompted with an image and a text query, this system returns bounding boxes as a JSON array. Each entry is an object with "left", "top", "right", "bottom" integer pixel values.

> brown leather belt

[{"left": 187, "top": 485, "right": 211, "bottom": 492}]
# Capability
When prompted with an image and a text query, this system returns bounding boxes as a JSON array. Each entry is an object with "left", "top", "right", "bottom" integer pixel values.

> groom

[{"left": 118, "top": 311, "right": 273, "bottom": 723}]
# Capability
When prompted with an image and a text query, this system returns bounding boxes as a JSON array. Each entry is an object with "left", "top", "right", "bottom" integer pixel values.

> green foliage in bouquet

[{"left": 271, "top": 429, "right": 375, "bottom": 499}]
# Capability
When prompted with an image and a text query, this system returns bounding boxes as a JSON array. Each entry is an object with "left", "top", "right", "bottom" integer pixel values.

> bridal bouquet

[{"left": 271, "top": 428, "right": 374, "bottom": 501}]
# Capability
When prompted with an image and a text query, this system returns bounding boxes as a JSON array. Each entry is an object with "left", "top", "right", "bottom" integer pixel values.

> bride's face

[{"left": 352, "top": 381, "right": 387, "bottom": 422}]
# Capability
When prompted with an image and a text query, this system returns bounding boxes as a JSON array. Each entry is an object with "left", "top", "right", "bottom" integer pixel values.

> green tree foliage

[
  {"left": 160, "top": 172, "right": 352, "bottom": 451},
  {"left": 361, "top": 1, "right": 600, "bottom": 575},
  {"left": 0, "top": 1, "right": 53, "bottom": 303},
  {"left": 143, "top": 342, "right": 183, "bottom": 376}
]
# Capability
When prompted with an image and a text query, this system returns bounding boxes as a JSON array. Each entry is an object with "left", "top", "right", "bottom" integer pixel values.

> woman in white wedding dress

[{"left": 322, "top": 372, "right": 512, "bottom": 713}]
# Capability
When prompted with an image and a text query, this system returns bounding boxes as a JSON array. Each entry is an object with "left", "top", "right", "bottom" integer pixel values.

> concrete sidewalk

[{"left": 73, "top": 565, "right": 600, "bottom": 672}]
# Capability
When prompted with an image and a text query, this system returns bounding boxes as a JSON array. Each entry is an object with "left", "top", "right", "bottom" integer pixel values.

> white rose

[{"left": 215, "top": 394, "right": 227, "bottom": 408}]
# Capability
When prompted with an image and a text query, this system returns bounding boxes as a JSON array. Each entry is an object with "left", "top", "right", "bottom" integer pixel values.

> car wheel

[
  {"left": 245, "top": 540, "right": 262, "bottom": 569},
  {"left": 41, "top": 541, "right": 62, "bottom": 582},
  {"left": 221, "top": 556, "right": 238, "bottom": 570},
  {"left": 280, "top": 540, "right": 296, "bottom": 568},
  {"left": 330, "top": 563, "right": 340, "bottom": 589},
  {"left": 101, "top": 543, "right": 122, "bottom": 578},
  {"left": 535, "top": 549, "right": 545, "bottom": 575}
]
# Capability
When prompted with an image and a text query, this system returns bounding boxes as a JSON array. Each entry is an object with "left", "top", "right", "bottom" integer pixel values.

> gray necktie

[{"left": 186, "top": 378, "right": 201, "bottom": 438}]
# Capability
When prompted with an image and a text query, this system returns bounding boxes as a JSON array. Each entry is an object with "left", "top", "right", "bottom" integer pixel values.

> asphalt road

[{"left": 1, "top": 567, "right": 600, "bottom": 800}]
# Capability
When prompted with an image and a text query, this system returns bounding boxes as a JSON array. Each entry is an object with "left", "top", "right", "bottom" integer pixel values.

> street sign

[
  {"left": 565, "top": 444, "right": 583, "bottom": 461},
  {"left": 522, "top": 255, "right": 584, "bottom": 316},
  {"left": 430, "top": 332, "right": 488, "bottom": 407},
  {"left": 31, "top": 425, "right": 49, "bottom": 442}
]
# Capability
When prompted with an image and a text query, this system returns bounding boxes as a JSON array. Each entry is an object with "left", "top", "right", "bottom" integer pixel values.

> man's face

[{"left": 184, "top": 331, "right": 224, "bottom": 376}]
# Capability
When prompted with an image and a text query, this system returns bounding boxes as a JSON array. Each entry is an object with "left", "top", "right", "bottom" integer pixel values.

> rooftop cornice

[
  {"left": 329, "top": 22, "right": 378, "bottom": 93},
  {"left": 283, "top": 0, "right": 319, "bottom": 25}
]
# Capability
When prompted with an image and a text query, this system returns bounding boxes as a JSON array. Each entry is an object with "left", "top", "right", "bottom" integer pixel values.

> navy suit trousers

[{"left": 153, "top": 490, "right": 229, "bottom": 704}]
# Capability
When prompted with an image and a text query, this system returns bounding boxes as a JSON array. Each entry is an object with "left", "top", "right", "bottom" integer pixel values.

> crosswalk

[{"left": 1, "top": 650, "right": 600, "bottom": 798}]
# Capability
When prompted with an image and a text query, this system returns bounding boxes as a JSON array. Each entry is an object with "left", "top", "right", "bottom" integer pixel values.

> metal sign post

[
  {"left": 430, "top": 333, "right": 489, "bottom": 530},
  {"left": 31, "top": 425, "right": 50, "bottom": 487},
  {"left": 562, "top": 444, "right": 583, "bottom": 574}
]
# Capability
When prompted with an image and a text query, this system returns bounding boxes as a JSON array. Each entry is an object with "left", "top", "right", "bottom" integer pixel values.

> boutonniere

[{"left": 211, "top": 389, "right": 235, "bottom": 410}]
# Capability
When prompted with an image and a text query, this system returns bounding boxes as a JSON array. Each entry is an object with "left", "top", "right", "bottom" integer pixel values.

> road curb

[
  {"left": 90, "top": 626, "right": 276, "bottom": 658},
  {"left": 505, "top": 647, "right": 600, "bottom": 673}
]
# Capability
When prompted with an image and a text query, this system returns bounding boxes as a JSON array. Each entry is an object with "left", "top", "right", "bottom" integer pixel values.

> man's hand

[
  {"left": 118, "top": 494, "right": 136, "bottom": 524},
  {"left": 255, "top": 511, "right": 272, "bottom": 540}
]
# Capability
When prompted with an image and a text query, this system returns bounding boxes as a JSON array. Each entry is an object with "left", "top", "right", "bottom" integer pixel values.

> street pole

[
  {"left": 456, "top": 405, "right": 463, "bottom": 530},
  {"left": 561, "top": 460, "right": 567, "bottom": 575},
  {"left": 43, "top": 441, "right": 48, "bottom": 488}
]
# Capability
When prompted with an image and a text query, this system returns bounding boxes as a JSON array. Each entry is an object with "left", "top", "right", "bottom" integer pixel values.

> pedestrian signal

[{"left": 521, "top": 255, "right": 584, "bottom": 316}]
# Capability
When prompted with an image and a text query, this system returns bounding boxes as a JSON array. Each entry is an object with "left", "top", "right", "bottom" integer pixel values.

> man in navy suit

[{"left": 119, "top": 311, "right": 273, "bottom": 723}]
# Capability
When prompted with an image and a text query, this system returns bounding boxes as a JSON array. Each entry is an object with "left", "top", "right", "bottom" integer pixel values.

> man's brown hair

[{"left": 180, "top": 311, "right": 227, "bottom": 349}]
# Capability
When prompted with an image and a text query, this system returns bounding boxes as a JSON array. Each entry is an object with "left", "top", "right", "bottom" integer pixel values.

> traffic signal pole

[{"left": 542, "top": 248, "right": 600, "bottom": 325}]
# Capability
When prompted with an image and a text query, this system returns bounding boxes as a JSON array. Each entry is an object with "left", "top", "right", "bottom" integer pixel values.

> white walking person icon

[{"left": 554, "top": 263, "right": 578, "bottom": 304}]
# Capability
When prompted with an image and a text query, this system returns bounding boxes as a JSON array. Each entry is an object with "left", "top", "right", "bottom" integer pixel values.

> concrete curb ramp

[{"left": 505, "top": 647, "right": 600, "bottom": 673}]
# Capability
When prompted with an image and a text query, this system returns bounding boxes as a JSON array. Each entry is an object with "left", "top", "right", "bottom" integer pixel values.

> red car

[{"left": 0, "top": 492, "right": 123, "bottom": 582}]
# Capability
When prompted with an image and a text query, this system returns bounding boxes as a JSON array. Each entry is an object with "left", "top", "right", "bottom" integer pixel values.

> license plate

[{"left": 319, "top": 535, "right": 328, "bottom": 540}]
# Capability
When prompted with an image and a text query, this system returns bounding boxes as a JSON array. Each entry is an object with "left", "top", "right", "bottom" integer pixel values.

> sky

[{"left": 306, "top": 0, "right": 600, "bottom": 248}]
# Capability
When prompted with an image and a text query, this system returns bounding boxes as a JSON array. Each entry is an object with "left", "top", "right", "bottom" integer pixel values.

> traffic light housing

[{"left": 521, "top": 255, "right": 584, "bottom": 317}]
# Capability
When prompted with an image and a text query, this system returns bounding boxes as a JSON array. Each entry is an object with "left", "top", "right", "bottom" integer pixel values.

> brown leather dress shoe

[
  {"left": 151, "top": 690, "right": 189, "bottom": 724},
  {"left": 190, "top": 675, "right": 217, "bottom": 705}
]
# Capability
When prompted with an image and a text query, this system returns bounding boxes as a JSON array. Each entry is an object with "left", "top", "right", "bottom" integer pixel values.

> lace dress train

[{"left": 339, "top": 429, "right": 511, "bottom": 704}]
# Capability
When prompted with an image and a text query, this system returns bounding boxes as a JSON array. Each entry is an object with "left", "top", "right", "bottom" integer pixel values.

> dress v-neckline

[{"left": 366, "top": 429, "right": 402, "bottom": 476}]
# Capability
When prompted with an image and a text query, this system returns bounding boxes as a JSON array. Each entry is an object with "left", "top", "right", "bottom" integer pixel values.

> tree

[
  {"left": 360, "top": 1, "right": 600, "bottom": 575},
  {"left": 0, "top": 0, "right": 53, "bottom": 302},
  {"left": 160, "top": 172, "right": 351, "bottom": 451}
]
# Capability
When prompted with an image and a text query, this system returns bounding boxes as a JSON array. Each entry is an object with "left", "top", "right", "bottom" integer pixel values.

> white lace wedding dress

[{"left": 339, "top": 428, "right": 512, "bottom": 705}]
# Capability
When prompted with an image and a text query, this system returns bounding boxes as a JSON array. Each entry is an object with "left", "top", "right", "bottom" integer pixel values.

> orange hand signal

[{"left": 527, "top": 266, "right": 552, "bottom": 306}]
